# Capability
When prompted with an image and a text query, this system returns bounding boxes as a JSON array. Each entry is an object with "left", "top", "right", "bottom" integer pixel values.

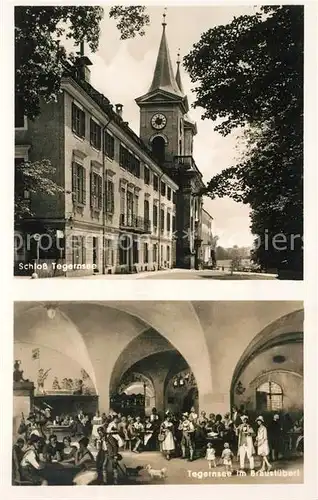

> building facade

[
  {"left": 201, "top": 209, "right": 215, "bottom": 267},
  {"left": 14, "top": 20, "right": 206, "bottom": 276}
]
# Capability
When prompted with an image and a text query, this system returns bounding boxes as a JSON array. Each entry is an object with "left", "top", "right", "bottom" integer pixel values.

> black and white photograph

[
  {"left": 14, "top": 4, "right": 303, "bottom": 280},
  {"left": 13, "top": 300, "right": 304, "bottom": 486}
]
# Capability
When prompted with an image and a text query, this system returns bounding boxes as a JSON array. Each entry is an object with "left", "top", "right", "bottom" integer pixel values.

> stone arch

[
  {"left": 231, "top": 308, "right": 304, "bottom": 393},
  {"left": 230, "top": 309, "right": 304, "bottom": 413},
  {"left": 104, "top": 302, "right": 213, "bottom": 413},
  {"left": 14, "top": 301, "right": 214, "bottom": 413},
  {"left": 14, "top": 304, "right": 98, "bottom": 391},
  {"left": 109, "top": 330, "right": 198, "bottom": 415}
]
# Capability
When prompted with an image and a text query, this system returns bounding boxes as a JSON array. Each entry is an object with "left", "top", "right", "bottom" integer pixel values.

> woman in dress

[
  {"left": 255, "top": 416, "right": 272, "bottom": 471},
  {"left": 143, "top": 418, "right": 153, "bottom": 450},
  {"left": 60, "top": 436, "right": 77, "bottom": 464},
  {"left": 160, "top": 415, "right": 175, "bottom": 460},
  {"left": 91, "top": 411, "right": 103, "bottom": 441}
]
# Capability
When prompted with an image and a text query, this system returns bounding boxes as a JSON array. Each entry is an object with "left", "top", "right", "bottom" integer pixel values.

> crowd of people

[{"left": 12, "top": 404, "right": 304, "bottom": 485}]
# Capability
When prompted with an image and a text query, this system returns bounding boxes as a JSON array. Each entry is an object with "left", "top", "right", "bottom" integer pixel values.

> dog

[
  {"left": 125, "top": 465, "right": 143, "bottom": 477},
  {"left": 145, "top": 464, "right": 167, "bottom": 479}
]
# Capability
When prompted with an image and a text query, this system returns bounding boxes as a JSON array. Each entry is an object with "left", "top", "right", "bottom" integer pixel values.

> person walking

[
  {"left": 255, "top": 416, "right": 272, "bottom": 471},
  {"left": 237, "top": 415, "right": 255, "bottom": 472},
  {"left": 159, "top": 415, "right": 175, "bottom": 460}
]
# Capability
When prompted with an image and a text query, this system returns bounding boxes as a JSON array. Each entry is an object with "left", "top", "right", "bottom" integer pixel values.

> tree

[
  {"left": 184, "top": 6, "right": 303, "bottom": 278},
  {"left": 15, "top": 160, "right": 64, "bottom": 221},
  {"left": 15, "top": 6, "right": 149, "bottom": 120}
]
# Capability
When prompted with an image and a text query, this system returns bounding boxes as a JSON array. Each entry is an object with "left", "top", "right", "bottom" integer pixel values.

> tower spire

[
  {"left": 175, "top": 48, "right": 185, "bottom": 95},
  {"left": 162, "top": 7, "right": 167, "bottom": 27},
  {"left": 147, "top": 11, "right": 183, "bottom": 97}
]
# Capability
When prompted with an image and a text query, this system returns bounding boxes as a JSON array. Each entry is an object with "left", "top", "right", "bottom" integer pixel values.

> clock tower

[
  {"left": 135, "top": 14, "right": 191, "bottom": 164},
  {"left": 136, "top": 14, "right": 205, "bottom": 269}
]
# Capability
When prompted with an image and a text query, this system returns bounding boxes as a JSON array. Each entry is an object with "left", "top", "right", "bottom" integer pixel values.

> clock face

[{"left": 151, "top": 113, "right": 167, "bottom": 130}]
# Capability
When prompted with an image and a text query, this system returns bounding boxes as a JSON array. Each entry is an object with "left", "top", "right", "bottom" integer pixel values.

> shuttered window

[
  {"left": 72, "top": 162, "right": 86, "bottom": 204},
  {"left": 105, "top": 179, "right": 115, "bottom": 214},
  {"left": 72, "top": 103, "right": 85, "bottom": 138},
  {"left": 90, "top": 171, "right": 102, "bottom": 210},
  {"left": 104, "top": 132, "right": 115, "bottom": 159},
  {"left": 90, "top": 119, "right": 102, "bottom": 150}
]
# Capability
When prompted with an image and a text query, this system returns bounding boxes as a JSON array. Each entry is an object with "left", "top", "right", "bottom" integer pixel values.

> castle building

[{"left": 14, "top": 19, "right": 208, "bottom": 277}]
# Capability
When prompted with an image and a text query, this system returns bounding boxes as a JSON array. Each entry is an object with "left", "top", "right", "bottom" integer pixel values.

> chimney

[
  {"left": 115, "top": 103, "right": 123, "bottom": 118},
  {"left": 74, "top": 41, "right": 93, "bottom": 83}
]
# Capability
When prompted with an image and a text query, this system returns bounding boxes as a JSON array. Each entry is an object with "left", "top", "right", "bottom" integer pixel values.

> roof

[
  {"left": 148, "top": 24, "right": 183, "bottom": 98},
  {"left": 175, "top": 61, "right": 185, "bottom": 95}
]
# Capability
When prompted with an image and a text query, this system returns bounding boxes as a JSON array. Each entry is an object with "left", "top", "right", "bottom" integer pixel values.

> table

[{"left": 41, "top": 462, "right": 82, "bottom": 485}]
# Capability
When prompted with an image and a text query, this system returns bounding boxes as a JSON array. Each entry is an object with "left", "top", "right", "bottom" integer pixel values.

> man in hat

[
  {"left": 179, "top": 412, "right": 195, "bottom": 461},
  {"left": 237, "top": 415, "right": 255, "bottom": 471},
  {"left": 96, "top": 426, "right": 119, "bottom": 485}
]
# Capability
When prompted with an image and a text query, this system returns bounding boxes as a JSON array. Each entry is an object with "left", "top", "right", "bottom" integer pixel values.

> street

[
  {"left": 16, "top": 269, "right": 277, "bottom": 280},
  {"left": 137, "top": 270, "right": 276, "bottom": 280}
]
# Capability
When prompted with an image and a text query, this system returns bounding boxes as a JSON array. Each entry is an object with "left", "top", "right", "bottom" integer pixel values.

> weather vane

[{"left": 162, "top": 7, "right": 167, "bottom": 27}]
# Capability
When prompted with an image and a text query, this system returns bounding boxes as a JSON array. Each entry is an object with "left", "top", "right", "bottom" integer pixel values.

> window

[
  {"left": 119, "top": 145, "right": 140, "bottom": 178},
  {"left": 256, "top": 381, "right": 283, "bottom": 412},
  {"left": 90, "top": 119, "right": 101, "bottom": 150},
  {"left": 72, "top": 103, "right": 85, "bottom": 138},
  {"left": 173, "top": 191, "right": 177, "bottom": 204},
  {"left": 144, "top": 166, "right": 150, "bottom": 185},
  {"left": 167, "top": 212, "right": 171, "bottom": 233},
  {"left": 134, "top": 194, "right": 139, "bottom": 218},
  {"left": 172, "top": 215, "right": 176, "bottom": 233},
  {"left": 153, "top": 174, "right": 159, "bottom": 191},
  {"left": 153, "top": 244, "right": 158, "bottom": 264},
  {"left": 133, "top": 240, "right": 139, "bottom": 264},
  {"left": 120, "top": 187, "right": 125, "bottom": 221},
  {"left": 15, "top": 95, "right": 25, "bottom": 128},
  {"left": 104, "top": 131, "right": 115, "bottom": 159},
  {"left": 167, "top": 187, "right": 171, "bottom": 201},
  {"left": 167, "top": 245, "right": 170, "bottom": 263},
  {"left": 144, "top": 199, "right": 150, "bottom": 222},
  {"left": 153, "top": 204, "right": 158, "bottom": 228},
  {"left": 152, "top": 136, "right": 165, "bottom": 163},
  {"left": 90, "top": 171, "right": 102, "bottom": 210},
  {"left": 160, "top": 208, "right": 165, "bottom": 234},
  {"left": 105, "top": 179, "right": 115, "bottom": 214},
  {"left": 161, "top": 181, "right": 166, "bottom": 197},
  {"left": 119, "top": 236, "right": 129, "bottom": 265},
  {"left": 144, "top": 242, "right": 149, "bottom": 264},
  {"left": 72, "top": 235, "right": 86, "bottom": 265},
  {"left": 72, "top": 162, "right": 86, "bottom": 204},
  {"left": 127, "top": 190, "right": 134, "bottom": 225}
]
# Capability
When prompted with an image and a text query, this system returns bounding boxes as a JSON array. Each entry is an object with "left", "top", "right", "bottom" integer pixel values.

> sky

[{"left": 84, "top": 6, "right": 257, "bottom": 248}]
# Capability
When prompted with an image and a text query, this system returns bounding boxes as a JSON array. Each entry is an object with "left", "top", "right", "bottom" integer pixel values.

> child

[
  {"left": 221, "top": 442, "right": 233, "bottom": 472},
  {"left": 206, "top": 442, "right": 216, "bottom": 468}
]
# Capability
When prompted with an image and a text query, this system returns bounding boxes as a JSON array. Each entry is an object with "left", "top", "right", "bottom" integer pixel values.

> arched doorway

[
  {"left": 110, "top": 371, "right": 155, "bottom": 417},
  {"left": 110, "top": 339, "right": 199, "bottom": 418}
]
